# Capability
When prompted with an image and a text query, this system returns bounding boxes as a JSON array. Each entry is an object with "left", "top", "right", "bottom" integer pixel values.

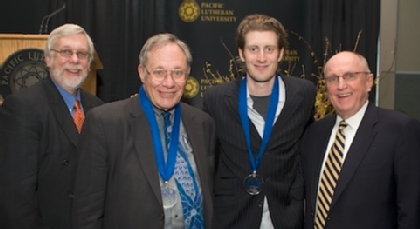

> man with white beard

[{"left": 0, "top": 23, "right": 103, "bottom": 229}]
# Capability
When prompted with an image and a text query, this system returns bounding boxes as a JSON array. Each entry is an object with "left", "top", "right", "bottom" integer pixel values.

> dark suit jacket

[
  {"left": 203, "top": 75, "right": 316, "bottom": 229},
  {"left": 0, "top": 77, "right": 103, "bottom": 229},
  {"left": 300, "top": 103, "right": 420, "bottom": 229},
  {"left": 71, "top": 97, "right": 215, "bottom": 229}
]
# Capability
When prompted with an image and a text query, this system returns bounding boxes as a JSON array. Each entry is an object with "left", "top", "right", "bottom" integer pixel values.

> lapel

[
  {"left": 130, "top": 97, "right": 162, "bottom": 204},
  {"left": 272, "top": 75, "right": 304, "bottom": 132},
  {"left": 180, "top": 103, "right": 209, "bottom": 192},
  {"left": 223, "top": 76, "right": 242, "bottom": 125},
  {"left": 309, "top": 115, "right": 336, "bottom": 212},
  {"left": 43, "top": 77, "right": 79, "bottom": 146},
  {"left": 80, "top": 90, "right": 96, "bottom": 113},
  {"left": 331, "top": 103, "right": 378, "bottom": 207}
]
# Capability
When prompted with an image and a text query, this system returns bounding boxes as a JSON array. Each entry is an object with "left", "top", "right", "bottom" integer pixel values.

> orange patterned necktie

[{"left": 73, "top": 100, "right": 84, "bottom": 133}]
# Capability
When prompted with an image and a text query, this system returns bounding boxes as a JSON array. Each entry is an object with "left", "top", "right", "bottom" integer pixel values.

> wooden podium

[{"left": 0, "top": 34, "right": 102, "bottom": 104}]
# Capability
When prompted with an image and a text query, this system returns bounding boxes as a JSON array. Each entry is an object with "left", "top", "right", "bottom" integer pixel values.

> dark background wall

[{"left": 0, "top": 0, "right": 380, "bottom": 111}]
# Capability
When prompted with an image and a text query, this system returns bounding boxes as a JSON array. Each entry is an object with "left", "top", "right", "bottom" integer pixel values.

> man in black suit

[
  {"left": 0, "top": 24, "right": 103, "bottom": 228},
  {"left": 300, "top": 51, "right": 420, "bottom": 229},
  {"left": 72, "top": 33, "right": 215, "bottom": 229},
  {"left": 203, "top": 14, "right": 316, "bottom": 229}
]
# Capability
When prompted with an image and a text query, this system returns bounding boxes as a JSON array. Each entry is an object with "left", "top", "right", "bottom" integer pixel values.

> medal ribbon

[
  {"left": 139, "top": 86, "right": 181, "bottom": 182},
  {"left": 238, "top": 76, "right": 279, "bottom": 174}
]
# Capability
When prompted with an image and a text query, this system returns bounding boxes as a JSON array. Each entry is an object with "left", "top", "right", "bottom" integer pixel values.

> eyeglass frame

[
  {"left": 324, "top": 71, "right": 371, "bottom": 84},
  {"left": 145, "top": 68, "right": 188, "bottom": 82},
  {"left": 50, "top": 48, "right": 91, "bottom": 60}
]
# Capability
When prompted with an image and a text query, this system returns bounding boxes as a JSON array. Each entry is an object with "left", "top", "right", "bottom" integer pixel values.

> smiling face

[
  {"left": 325, "top": 52, "right": 374, "bottom": 120},
  {"left": 45, "top": 34, "right": 90, "bottom": 95},
  {"left": 138, "top": 42, "right": 189, "bottom": 111},
  {"left": 239, "top": 30, "right": 284, "bottom": 85}
]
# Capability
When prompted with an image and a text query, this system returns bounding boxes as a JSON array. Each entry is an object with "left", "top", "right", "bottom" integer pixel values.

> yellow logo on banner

[
  {"left": 183, "top": 76, "right": 199, "bottom": 98},
  {"left": 179, "top": 0, "right": 200, "bottom": 22},
  {"left": 179, "top": 1, "right": 237, "bottom": 23}
]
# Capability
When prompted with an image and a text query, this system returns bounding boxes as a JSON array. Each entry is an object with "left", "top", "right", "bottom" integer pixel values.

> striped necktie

[
  {"left": 73, "top": 100, "right": 84, "bottom": 133},
  {"left": 314, "top": 120, "right": 348, "bottom": 229}
]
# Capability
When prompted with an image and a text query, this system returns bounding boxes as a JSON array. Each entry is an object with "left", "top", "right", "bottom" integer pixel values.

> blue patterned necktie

[{"left": 162, "top": 112, "right": 205, "bottom": 229}]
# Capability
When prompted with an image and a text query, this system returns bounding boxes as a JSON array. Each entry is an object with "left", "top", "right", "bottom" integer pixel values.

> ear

[
  {"left": 45, "top": 55, "right": 51, "bottom": 68},
  {"left": 138, "top": 65, "right": 146, "bottom": 83},
  {"left": 186, "top": 67, "right": 191, "bottom": 76},
  {"left": 277, "top": 48, "right": 284, "bottom": 62},
  {"left": 366, "top": 73, "right": 374, "bottom": 92},
  {"left": 238, "top": 49, "right": 245, "bottom": 62}
]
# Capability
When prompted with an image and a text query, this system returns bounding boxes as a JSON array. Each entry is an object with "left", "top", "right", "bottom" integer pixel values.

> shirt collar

[
  {"left": 336, "top": 100, "right": 369, "bottom": 130},
  {"left": 51, "top": 77, "right": 81, "bottom": 110}
]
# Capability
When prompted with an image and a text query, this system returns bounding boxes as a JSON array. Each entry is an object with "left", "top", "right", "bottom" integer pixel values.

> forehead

[
  {"left": 55, "top": 34, "right": 89, "bottom": 49},
  {"left": 147, "top": 43, "right": 187, "bottom": 68},
  {"left": 244, "top": 30, "right": 277, "bottom": 47},
  {"left": 325, "top": 52, "right": 362, "bottom": 74}
]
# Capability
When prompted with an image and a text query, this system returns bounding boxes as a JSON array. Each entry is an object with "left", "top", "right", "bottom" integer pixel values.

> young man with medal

[
  {"left": 72, "top": 33, "right": 215, "bottom": 229},
  {"left": 203, "top": 14, "right": 316, "bottom": 229}
]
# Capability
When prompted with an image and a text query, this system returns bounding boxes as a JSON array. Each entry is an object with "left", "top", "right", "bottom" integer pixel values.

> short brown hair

[{"left": 236, "top": 14, "right": 288, "bottom": 51}]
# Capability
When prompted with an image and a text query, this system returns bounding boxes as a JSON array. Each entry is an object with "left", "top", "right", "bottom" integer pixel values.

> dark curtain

[
  {"left": 309, "top": 0, "right": 380, "bottom": 101},
  {"left": 0, "top": 0, "right": 380, "bottom": 103},
  {"left": 66, "top": 0, "right": 166, "bottom": 102}
]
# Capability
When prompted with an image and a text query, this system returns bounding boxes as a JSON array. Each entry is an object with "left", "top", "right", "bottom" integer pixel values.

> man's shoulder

[
  {"left": 282, "top": 75, "right": 316, "bottom": 91},
  {"left": 2, "top": 80, "right": 48, "bottom": 107},
  {"left": 80, "top": 89, "right": 104, "bottom": 105},
  {"left": 181, "top": 102, "right": 213, "bottom": 120},
  {"left": 90, "top": 97, "right": 133, "bottom": 115},
  {"left": 374, "top": 106, "right": 419, "bottom": 126},
  {"left": 204, "top": 80, "right": 237, "bottom": 96}
]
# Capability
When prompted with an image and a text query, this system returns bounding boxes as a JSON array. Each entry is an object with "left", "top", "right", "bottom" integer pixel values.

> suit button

[
  {"left": 63, "top": 159, "right": 69, "bottom": 165},
  {"left": 159, "top": 214, "right": 165, "bottom": 220},
  {"left": 68, "top": 192, "right": 74, "bottom": 198}
]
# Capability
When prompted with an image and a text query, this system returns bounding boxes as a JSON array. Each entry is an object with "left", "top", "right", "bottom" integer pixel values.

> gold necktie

[
  {"left": 73, "top": 100, "right": 84, "bottom": 133},
  {"left": 314, "top": 120, "right": 348, "bottom": 229}
]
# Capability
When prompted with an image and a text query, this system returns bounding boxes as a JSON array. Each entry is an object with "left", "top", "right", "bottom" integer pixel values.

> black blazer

[
  {"left": 203, "top": 75, "right": 316, "bottom": 229},
  {"left": 300, "top": 103, "right": 420, "bottom": 229},
  {"left": 0, "top": 77, "right": 103, "bottom": 228},
  {"left": 71, "top": 97, "right": 215, "bottom": 229}
]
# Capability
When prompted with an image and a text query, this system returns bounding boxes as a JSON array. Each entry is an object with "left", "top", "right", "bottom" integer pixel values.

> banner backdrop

[{"left": 165, "top": 0, "right": 312, "bottom": 108}]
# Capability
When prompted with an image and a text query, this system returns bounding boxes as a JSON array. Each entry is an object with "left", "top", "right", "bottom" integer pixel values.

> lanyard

[
  {"left": 238, "top": 76, "right": 279, "bottom": 173},
  {"left": 139, "top": 86, "right": 181, "bottom": 182}
]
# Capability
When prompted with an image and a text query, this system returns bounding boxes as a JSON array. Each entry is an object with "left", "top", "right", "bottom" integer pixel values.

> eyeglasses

[
  {"left": 145, "top": 68, "right": 187, "bottom": 82},
  {"left": 50, "top": 49, "right": 90, "bottom": 59},
  {"left": 325, "top": 71, "right": 370, "bottom": 84}
]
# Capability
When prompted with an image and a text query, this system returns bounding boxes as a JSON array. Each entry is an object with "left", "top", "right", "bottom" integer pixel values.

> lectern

[{"left": 0, "top": 34, "right": 102, "bottom": 104}]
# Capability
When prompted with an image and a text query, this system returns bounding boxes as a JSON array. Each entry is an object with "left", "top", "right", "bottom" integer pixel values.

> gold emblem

[
  {"left": 183, "top": 76, "right": 199, "bottom": 98},
  {"left": 179, "top": 0, "right": 200, "bottom": 22}
]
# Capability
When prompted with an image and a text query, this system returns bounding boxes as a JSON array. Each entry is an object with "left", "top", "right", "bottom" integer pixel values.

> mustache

[{"left": 63, "top": 64, "right": 85, "bottom": 70}]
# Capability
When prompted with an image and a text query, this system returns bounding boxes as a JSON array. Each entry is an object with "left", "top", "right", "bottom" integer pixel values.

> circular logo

[
  {"left": 0, "top": 49, "right": 48, "bottom": 98},
  {"left": 179, "top": 1, "right": 200, "bottom": 22},
  {"left": 183, "top": 76, "right": 199, "bottom": 98}
]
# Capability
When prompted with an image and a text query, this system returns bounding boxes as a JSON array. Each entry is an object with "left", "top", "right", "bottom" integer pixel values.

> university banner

[{"left": 164, "top": 0, "right": 312, "bottom": 108}]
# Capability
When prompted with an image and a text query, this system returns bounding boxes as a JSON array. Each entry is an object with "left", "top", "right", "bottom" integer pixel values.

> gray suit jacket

[
  {"left": 0, "top": 77, "right": 103, "bottom": 229},
  {"left": 203, "top": 75, "right": 316, "bottom": 229},
  {"left": 300, "top": 103, "right": 420, "bottom": 229},
  {"left": 72, "top": 96, "right": 215, "bottom": 229}
]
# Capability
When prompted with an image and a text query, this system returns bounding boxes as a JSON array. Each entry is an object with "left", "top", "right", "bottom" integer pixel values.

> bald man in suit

[{"left": 300, "top": 51, "right": 420, "bottom": 229}]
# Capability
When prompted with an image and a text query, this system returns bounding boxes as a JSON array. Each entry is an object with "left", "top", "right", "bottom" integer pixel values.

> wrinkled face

[
  {"left": 45, "top": 34, "right": 90, "bottom": 95},
  {"left": 138, "top": 43, "right": 189, "bottom": 111},
  {"left": 325, "top": 52, "right": 373, "bottom": 120},
  {"left": 238, "top": 30, "right": 284, "bottom": 83}
]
